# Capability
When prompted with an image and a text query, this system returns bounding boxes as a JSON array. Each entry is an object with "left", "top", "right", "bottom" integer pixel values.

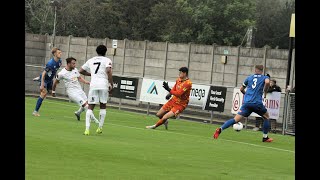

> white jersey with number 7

[{"left": 81, "top": 56, "right": 112, "bottom": 90}]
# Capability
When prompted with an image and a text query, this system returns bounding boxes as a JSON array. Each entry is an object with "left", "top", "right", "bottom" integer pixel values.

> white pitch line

[{"left": 27, "top": 98, "right": 295, "bottom": 154}]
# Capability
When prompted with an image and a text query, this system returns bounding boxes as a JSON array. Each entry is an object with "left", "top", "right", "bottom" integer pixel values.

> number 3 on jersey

[
  {"left": 93, "top": 62, "right": 101, "bottom": 74},
  {"left": 252, "top": 78, "right": 257, "bottom": 89}
]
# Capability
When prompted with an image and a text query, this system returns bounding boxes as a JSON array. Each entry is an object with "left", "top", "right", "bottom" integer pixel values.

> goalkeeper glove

[
  {"left": 165, "top": 93, "right": 172, "bottom": 100},
  {"left": 163, "top": 81, "right": 171, "bottom": 92}
]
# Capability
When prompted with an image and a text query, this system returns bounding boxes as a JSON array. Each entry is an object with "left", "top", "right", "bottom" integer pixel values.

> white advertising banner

[
  {"left": 139, "top": 78, "right": 168, "bottom": 104},
  {"left": 231, "top": 88, "right": 281, "bottom": 119},
  {"left": 140, "top": 78, "right": 210, "bottom": 106}
]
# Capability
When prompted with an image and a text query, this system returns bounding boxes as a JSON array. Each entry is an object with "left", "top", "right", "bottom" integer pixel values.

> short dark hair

[
  {"left": 96, "top": 45, "right": 107, "bottom": 56},
  {"left": 66, "top": 57, "right": 76, "bottom": 64},
  {"left": 179, "top": 67, "right": 188, "bottom": 75}
]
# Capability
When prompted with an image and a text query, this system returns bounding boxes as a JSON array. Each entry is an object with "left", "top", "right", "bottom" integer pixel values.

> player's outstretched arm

[
  {"left": 78, "top": 76, "right": 90, "bottom": 85},
  {"left": 170, "top": 82, "right": 191, "bottom": 97},
  {"left": 79, "top": 68, "right": 91, "bottom": 76},
  {"left": 106, "top": 67, "right": 113, "bottom": 93},
  {"left": 52, "top": 79, "right": 59, "bottom": 97}
]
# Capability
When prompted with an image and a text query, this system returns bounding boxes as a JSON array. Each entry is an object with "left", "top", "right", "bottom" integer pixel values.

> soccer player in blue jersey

[
  {"left": 213, "top": 65, "right": 273, "bottom": 142},
  {"left": 32, "top": 47, "right": 62, "bottom": 116}
]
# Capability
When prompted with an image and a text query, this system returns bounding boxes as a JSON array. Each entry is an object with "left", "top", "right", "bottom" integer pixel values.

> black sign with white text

[
  {"left": 112, "top": 76, "right": 138, "bottom": 100},
  {"left": 203, "top": 86, "right": 227, "bottom": 112}
]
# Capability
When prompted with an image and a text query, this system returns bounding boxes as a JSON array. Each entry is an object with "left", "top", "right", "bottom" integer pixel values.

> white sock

[
  {"left": 99, "top": 109, "right": 106, "bottom": 128},
  {"left": 263, "top": 134, "right": 268, "bottom": 138},
  {"left": 86, "top": 109, "right": 93, "bottom": 130}
]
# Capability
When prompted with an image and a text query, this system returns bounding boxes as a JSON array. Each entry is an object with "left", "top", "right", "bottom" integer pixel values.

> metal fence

[{"left": 282, "top": 92, "right": 295, "bottom": 135}]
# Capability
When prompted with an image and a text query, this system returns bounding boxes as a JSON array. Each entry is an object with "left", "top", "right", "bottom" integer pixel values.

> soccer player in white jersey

[
  {"left": 52, "top": 57, "right": 99, "bottom": 123},
  {"left": 79, "top": 45, "right": 113, "bottom": 135}
]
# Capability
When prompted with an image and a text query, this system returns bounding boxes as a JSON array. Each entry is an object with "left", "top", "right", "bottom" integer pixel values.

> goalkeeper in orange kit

[{"left": 146, "top": 67, "right": 192, "bottom": 130}]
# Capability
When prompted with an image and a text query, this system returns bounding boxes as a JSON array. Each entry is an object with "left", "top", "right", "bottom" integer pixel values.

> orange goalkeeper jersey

[{"left": 169, "top": 78, "right": 192, "bottom": 107}]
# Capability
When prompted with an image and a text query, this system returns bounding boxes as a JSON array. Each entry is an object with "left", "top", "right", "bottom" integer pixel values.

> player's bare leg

[
  {"left": 155, "top": 108, "right": 169, "bottom": 130},
  {"left": 33, "top": 88, "right": 47, "bottom": 116},
  {"left": 213, "top": 114, "right": 243, "bottom": 139},
  {"left": 146, "top": 111, "right": 174, "bottom": 129}
]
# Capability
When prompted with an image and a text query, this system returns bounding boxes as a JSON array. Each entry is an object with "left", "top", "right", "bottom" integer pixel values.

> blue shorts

[
  {"left": 39, "top": 80, "right": 53, "bottom": 91},
  {"left": 237, "top": 102, "right": 267, "bottom": 117}
]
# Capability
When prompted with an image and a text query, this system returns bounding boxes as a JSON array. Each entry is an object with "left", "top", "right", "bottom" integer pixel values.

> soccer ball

[{"left": 233, "top": 122, "right": 243, "bottom": 132}]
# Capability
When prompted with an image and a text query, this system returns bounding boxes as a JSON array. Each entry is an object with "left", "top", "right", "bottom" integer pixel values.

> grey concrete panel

[
  {"left": 168, "top": 43, "right": 189, "bottom": 52},
  {"left": 189, "top": 61, "right": 212, "bottom": 71},
  {"left": 223, "top": 73, "right": 237, "bottom": 84},
  {"left": 112, "top": 63, "right": 122, "bottom": 72},
  {"left": 166, "top": 60, "right": 188, "bottom": 69},
  {"left": 266, "top": 58, "right": 288, "bottom": 69},
  {"left": 54, "top": 44, "right": 68, "bottom": 52},
  {"left": 25, "top": 41, "right": 46, "bottom": 49},
  {"left": 224, "top": 64, "right": 237, "bottom": 74},
  {"left": 25, "top": 66, "right": 43, "bottom": 78},
  {"left": 188, "top": 71, "right": 211, "bottom": 83},
  {"left": 239, "top": 47, "right": 265, "bottom": 58},
  {"left": 144, "top": 74, "right": 164, "bottom": 80},
  {"left": 25, "top": 49, "right": 46, "bottom": 57},
  {"left": 266, "top": 69, "right": 287, "bottom": 80},
  {"left": 214, "top": 64, "right": 226, "bottom": 73},
  {"left": 146, "top": 41, "right": 166, "bottom": 51},
  {"left": 123, "top": 72, "right": 143, "bottom": 78},
  {"left": 190, "top": 44, "right": 212, "bottom": 54},
  {"left": 87, "top": 38, "right": 105, "bottom": 46},
  {"left": 211, "top": 73, "right": 223, "bottom": 82},
  {"left": 145, "top": 58, "right": 165, "bottom": 68},
  {"left": 86, "top": 53, "right": 98, "bottom": 60},
  {"left": 70, "top": 37, "right": 87, "bottom": 45},
  {"left": 237, "top": 74, "right": 248, "bottom": 82},
  {"left": 190, "top": 53, "right": 212, "bottom": 63},
  {"left": 224, "top": 55, "right": 238, "bottom": 65},
  {"left": 68, "top": 52, "right": 86, "bottom": 62},
  {"left": 113, "top": 55, "right": 123, "bottom": 63},
  {"left": 25, "top": 56, "right": 45, "bottom": 65},
  {"left": 238, "top": 57, "right": 264, "bottom": 66},
  {"left": 124, "top": 56, "right": 144, "bottom": 66},
  {"left": 238, "top": 66, "right": 254, "bottom": 75},
  {"left": 145, "top": 66, "right": 166, "bottom": 77},
  {"left": 267, "top": 49, "right": 289, "bottom": 59},
  {"left": 86, "top": 46, "right": 97, "bottom": 53},
  {"left": 124, "top": 64, "right": 143, "bottom": 74},
  {"left": 125, "top": 49, "right": 145, "bottom": 58},
  {"left": 69, "top": 45, "right": 87, "bottom": 53},
  {"left": 115, "top": 48, "right": 124, "bottom": 56},
  {"left": 167, "top": 51, "right": 188, "bottom": 61},
  {"left": 146, "top": 50, "right": 165, "bottom": 59},
  {"left": 53, "top": 36, "right": 69, "bottom": 45},
  {"left": 126, "top": 40, "right": 145, "bottom": 49}
]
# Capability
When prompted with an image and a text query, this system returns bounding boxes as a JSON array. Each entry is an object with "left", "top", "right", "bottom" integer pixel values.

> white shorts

[
  {"left": 68, "top": 91, "right": 87, "bottom": 106},
  {"left": 87, "top": 89, "right": 109, "bottom": 104}
]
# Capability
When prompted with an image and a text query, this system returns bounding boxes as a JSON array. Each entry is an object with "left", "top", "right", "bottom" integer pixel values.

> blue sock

[
  {"left": 262, "top": 119, "right": 270, "bottom": 134},
  {"left": 221, "top": 118, "right": 236, "bottom": 130},
  {"left": 35, "top": 97, "right": 44, "bottom": 112}
]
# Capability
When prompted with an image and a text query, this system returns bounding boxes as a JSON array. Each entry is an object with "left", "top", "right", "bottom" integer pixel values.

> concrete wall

[{"left": 25, "top": 33, "right": 295, "bottom": 123}]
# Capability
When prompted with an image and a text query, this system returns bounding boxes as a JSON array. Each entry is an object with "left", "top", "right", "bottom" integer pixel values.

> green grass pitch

[{"left": 25, "top": 96, "right": 295, "bottom": 180}]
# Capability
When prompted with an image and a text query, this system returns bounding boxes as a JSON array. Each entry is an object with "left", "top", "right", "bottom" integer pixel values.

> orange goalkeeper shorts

[{"left": 162, "top": 100, "right": 187, "bottom": 116}]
